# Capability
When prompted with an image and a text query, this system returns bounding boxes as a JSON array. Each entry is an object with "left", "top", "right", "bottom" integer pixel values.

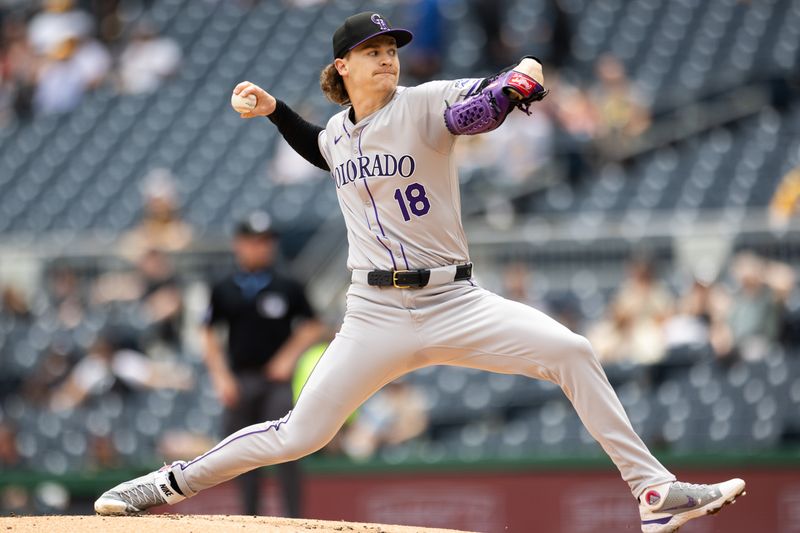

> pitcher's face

[{"left": 337, "top": 35, "right": 399, "bottom": 100}]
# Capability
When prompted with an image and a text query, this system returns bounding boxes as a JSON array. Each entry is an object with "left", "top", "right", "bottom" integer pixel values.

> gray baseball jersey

[{"left": 318, "top": 79, "right": 481, "bottom": 271}]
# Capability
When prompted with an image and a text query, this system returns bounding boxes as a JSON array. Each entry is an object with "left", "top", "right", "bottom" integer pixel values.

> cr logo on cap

[{"left": 371, "top": 13, "right": 388, "bottom": 31}]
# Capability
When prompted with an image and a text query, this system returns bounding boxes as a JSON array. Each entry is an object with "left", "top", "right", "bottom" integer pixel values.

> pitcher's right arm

[{"left": 233, "top": 81, "right": 329, "bottom": 171}]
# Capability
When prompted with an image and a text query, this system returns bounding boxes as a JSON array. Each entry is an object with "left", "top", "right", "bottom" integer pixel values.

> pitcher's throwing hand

[{"left": 232, "top": 81, "right": 276, "bottom": 118}]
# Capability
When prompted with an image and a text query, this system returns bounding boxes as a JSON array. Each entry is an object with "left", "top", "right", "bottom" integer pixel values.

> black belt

[{"left": 367, "top": 264, "right": 473, "bottom": 288}]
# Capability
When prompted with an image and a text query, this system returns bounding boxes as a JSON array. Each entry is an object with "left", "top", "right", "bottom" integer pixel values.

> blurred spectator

[
  {"left": 0, "top": 422, "right": 21, "bottom": 468},
  {"left": 548, "top": 74, "right": 599, "bottom": 185},
  {"left": 455, "top": 133, "right": 494, "bottom": 181},
  {"left": 501, "top": 261, "right": 551, "bottom": 314},
  {"left": 33, "top": 33, "right": 111, "bottom": 114},
  {"left": 769, "top": 164, "right": 800, "bottom": 229},
  {"left": 455, "top": 107, "right": 554, "bottom": 185},
  {"left": 544, "top": 0, "right": 572, "bottom": 69},
  {"left": 83, "top": 0, "right": 127, "bottom": 44},
  {"left": 93, "top": 248, "right": 184, "bottom": 353},
  {"left": 589, "top": 255, "right": 673, "bottom": 364},
  {"left": 32, "top": 481, "right": 70, "bottom": 513},
  {"left": 157, "top": 430, "right": 216, "bottom": 464},
  {"left": 588, "top": 304, "right": 659, "bottom": 365},
  {"left": 270, "top": 137, "right": 322, "bottom": 184},
  {"left": 1, "top": 284, "right": 30, "bottom": 319},
  {"left": 269, "top": 106, "right": 324, "bottom": 184},
  {"left": 484, "top": 105, "right": 554, "bottom": 184},
  {"left": 591, "top": 54, "right": 651, "bottom": 158},
  {"left": 0, "top": 485, "right": 30, "bottom": 514},
  {"left": 662, "top": 278, "right": 729, "bottom": 357},
  {"left": 27, "top": 0, "right": 93, "bottom": 56},
  {"left": 342, "top": 380, "right": 428, "bottom": 461},
  {"left": 24, "top": 0, "right": 111, "bottom": 115},
  {"left": 502, "top": 261, "right": 532, "bottom": 304},
  {"left": 119, "top": 168, "right": 194, "bottom": 259},
  {"left": 525, "top": 0, "right": 573, "bottom": 69},
  {"left": 49, "top": 330, "right": 193, "bottom": 412},
  {"left": 401, "top": 0, "right": 444, "bottom": 82},
  {"left": 0, "top": 13, "right": 38, "bottom": 122},
  {"left": 548, "top": 294, "right": 583, "bottom": 334},
  {"left": 715, "top": 252, "right": 795, "bottom": 361},
  {"left": 87, "top": 434, "right": 120, "bottom": 470},
  {"left": 21, "top": 340, "right": 75, "bottom": 406},
  {"left": 614, "top": 256, "right": 674, "bottom": 325},
  {"left": 46, "top": 262, "right": 85, "bottom": 329},
  {"left": 663, "top": 281, "right": 711, "bottom": 349},
  {"left": 117, "top": 20, "right": 181, "bottom": 94},
  {"left": 470, "top": 0, "right": 512, "bottom": 71}
]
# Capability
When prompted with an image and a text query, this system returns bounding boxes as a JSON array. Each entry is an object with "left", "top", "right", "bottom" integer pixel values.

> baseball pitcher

[{"left": 95, "top": 12, "right": 745, "bottom": 533}]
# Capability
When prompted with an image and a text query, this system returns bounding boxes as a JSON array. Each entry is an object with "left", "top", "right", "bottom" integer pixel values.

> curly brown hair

[{"left": 320, "top": 63, "right": 350, "bottom": 106}]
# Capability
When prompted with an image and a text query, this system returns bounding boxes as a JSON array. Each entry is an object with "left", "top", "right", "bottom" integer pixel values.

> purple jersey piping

[
  {"left": 465, "top": 79, "right": 481, "bottom": 97},
  {"left": 359, "top": 178, "right": 394, "bottom": 268},
  {"left": 358, "top": 129, "right": 386, "bottom": 235},
  {"left": 358, "top": 125, "right": 408, "bottom": 271},
  {"left": 376, "top": 235, "right": 398, "bottom": 270},
  {"left": 362, "top": 179, "right": 386, "bottom": 236},
  {"left": 342, "top": 115, "right": 351, "bottom": 138},
  {"left": 399, "top": 242, "right": 410, "bottom": 269}
]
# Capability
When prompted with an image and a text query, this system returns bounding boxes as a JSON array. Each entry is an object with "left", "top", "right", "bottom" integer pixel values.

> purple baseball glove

[{"left": 444, "top": 69, "right": 548, "bottom": 136}]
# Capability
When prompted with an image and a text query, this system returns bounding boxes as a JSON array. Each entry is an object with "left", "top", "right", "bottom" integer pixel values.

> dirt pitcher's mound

[{"left": 0, "top": 514, "right": 476, "bottom": 533}]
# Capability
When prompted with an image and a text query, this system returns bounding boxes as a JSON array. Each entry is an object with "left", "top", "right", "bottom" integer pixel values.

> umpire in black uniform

[{"left": 201, "top": 211, "right": 323, "bottom": 517}]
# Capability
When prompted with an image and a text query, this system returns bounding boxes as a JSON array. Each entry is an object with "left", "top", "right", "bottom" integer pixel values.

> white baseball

[
  {"left": 231, "top": 92, "right": 257, "bottom": 113},
  {"left": 516, "top": 58, "right": 544, "bottom": 85}
]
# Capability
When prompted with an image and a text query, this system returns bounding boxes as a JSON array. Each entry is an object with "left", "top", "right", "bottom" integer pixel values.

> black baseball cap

[
  {"left": 333, "top": 12, "right": 413, "bottom": 60},
  {"left": 235, "top": 211, "right": 276, "bottom": 238}
]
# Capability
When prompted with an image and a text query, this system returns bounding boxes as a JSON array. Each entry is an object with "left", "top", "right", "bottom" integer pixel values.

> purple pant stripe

[
  {"left": 180, "top": 411, "right": 293, "bottom": 470},
  {"left": 642, "top": 516, "right": 673, "bottom": 525}
]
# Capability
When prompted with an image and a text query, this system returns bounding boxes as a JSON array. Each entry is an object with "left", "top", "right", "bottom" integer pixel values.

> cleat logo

[
  {"left": 159, "top": 484, "right": 174, "bottom": 498},
  {"left": 663, "top": 495, "right": 697, "bottom": 511},
  {"left": 645, "top": 490, "right": 661, "bottom": 506}
]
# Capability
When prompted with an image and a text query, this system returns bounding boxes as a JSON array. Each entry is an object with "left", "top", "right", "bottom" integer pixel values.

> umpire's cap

[
  {"left": 333, "top": 12, "right": 413, "bottom": 59},
  {"left": 235, "top": 211, "right": 276, "bottom": 238}
]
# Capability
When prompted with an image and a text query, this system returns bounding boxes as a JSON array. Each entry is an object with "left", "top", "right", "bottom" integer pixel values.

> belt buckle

[{"left": 392, "top": 270, "right": 413, "bottom": 289}]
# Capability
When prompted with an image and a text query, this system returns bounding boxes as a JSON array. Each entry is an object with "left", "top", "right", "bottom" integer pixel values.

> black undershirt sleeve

[{"left": 267, "top": 99, "right": 329, "bottom": 171}]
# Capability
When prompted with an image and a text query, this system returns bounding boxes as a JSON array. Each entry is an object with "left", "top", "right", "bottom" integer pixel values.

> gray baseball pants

[{"left": 171, "top": 280, "right": 675, "bottom": 500}]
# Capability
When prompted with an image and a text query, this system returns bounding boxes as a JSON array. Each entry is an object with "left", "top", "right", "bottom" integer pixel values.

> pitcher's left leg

[
  {"left": 418, "top": 284, "right": 745, "bottom": 532},
  {"left": 419, "top": 284, "right": 674, "bottom": 496}
]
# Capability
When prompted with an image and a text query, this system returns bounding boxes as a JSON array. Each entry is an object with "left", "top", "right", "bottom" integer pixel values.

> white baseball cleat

[
  {"left": 94, "top": 463, "right": 186, "bottom": 516},
  {"left": 639, "top": 478, "right": 746, "bottom": 532}
]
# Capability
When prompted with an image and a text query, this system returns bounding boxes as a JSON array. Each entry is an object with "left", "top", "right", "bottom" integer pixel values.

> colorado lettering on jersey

[{"left": 333, "top": 153, "right": 416, "bottom": 189}]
